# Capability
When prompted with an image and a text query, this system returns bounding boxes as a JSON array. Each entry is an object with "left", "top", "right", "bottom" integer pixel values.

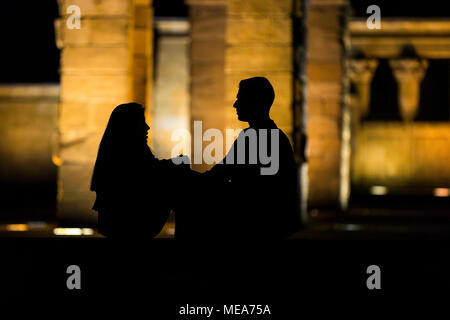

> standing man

[{"left": 186, "top": 77, "right": 301, "bottom": 240}]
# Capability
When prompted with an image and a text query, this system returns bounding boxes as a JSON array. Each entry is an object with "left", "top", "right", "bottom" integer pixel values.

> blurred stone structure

[
  {"left": 0, "top": 84, "right": 59, "bottom": 221},
  {"left": 350, "top": 20, "right": 450, "bottom": 196},
  {"left": 1, "top": 0, "right": 449, "bottom": 226},
  {"left": 51, "top": 0, "right": 359, "bottom": 224},
  {"left": 152, "top": 18, "right": 190, "bottom": 159},
  {"left": 305, "top": 0, "right": 348, "bottom": 207},
  {"left": 186, "top": 0, "right": 227, "bottom": 172}
]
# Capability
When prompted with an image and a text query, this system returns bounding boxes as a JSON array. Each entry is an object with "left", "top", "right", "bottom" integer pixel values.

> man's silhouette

[{"left": 177, "top": 77, "right": 301, "bottom": 240}]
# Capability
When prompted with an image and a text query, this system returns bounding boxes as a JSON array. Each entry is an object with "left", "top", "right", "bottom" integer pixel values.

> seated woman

[{"left": 90, "top": 103, "right": 187, "bottom": 238}]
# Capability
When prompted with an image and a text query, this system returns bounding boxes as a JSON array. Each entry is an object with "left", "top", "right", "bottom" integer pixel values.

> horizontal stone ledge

[
  {"left": 350, "top": 19, "right": 450, "bottom": 36},
  {"left": 191, "top": 43, "right": 226, "bottom": 62},
  {"left": 227, "top": 13, "right": 290, "bottom": 19},
  {"left": 0, "top": 84, "right": 60, "bottom": 99},
  {"left": 226, "top": 16, "right": 291, "bottom": 43},
  {"left": 57, "top": 18, "right": 130, "bottom": 46},
  {"left": 60, "top": 76, "right": 129, "bottom": 101},
  {"left": 190, "top": 97, "right": 226, "bottom": 106},
  {"left": 62, "top": 46, "right": 130, "bottom": 68},
  {"left": 306, "top": 64, "right": 343, "bottom": 82},
  {"left": 61, "top": 69, "right": 130, "bottom": 76},
  {"left": 60, "top": 43, "right": 131, "bottom": 49},
  {"left": 228, "top": 0, "right": 292, "bottom": 15},
  {"left": 58, "top": 14, "right": 131, "bottom": 20},
  {"left": 58, "top": 0, "right": 132, "bottom": 17},
  {"left": 226, "top": 46, "right": 293, "bottom": 72},
  {"left": 60, "top": 70, "right": 132, "bottom": 78},
  {"left": 191, "top": 34, "right": 226, "bottom": 42}
]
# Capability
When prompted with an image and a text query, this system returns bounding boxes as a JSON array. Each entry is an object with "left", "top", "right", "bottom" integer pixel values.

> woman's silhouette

[{"left": 91, "top": 103, "right": 183, "bottom": 238}]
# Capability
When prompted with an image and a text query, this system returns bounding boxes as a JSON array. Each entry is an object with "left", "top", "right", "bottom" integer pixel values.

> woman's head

[
  {"left": 104, "top": 103, "right": 149, "bottom": 144},
  {"left": 90, "top": 103, "right": 151, "bottom": 192}
]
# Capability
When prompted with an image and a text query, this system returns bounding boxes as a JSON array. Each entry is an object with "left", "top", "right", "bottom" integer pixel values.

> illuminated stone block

[
  {"left": 306, "top": 0, "right": 346, "bottom": 208},
  {"left": 226, "top": 16, "right": 292, "bottom": 44},
  {"left": 228, "top": 0, "right": 293, "bottom": 15},
  {"left": 59, "top": 18, "right": 129, "bottom": 46},
  {"left": 61, "top": 47, "right": 130, "bottom": 72},
  {"left": 226, "top": 46, "right": 292, "bottom": 73},
  {"left": 57, "top": 0, "right": 131, "bottom": 17},
  {"left": 352, "top": 123, "right": 450, "bottom": 193},
  {"left": 60, "top": 74, "right": 129, "bottom": 101}
]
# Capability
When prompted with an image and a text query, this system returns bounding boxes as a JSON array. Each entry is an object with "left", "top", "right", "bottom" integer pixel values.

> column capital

[
  {"left": 348, "top": 59, "right": 378, "bottom": 83},
  {"left": 389, "top": 58, "right": 428, "bottom": 121},
  {"left": 389, "top": 58, "right": 428, "bottom": 81},
  {"left": 348, "top": 59, "right": 378, "bottom": 119}
]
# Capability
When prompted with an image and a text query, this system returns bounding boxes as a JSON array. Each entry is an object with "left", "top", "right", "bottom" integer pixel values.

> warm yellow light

[
  {"left": 81, "top": 228, "right": 94, "bottom": 235},
  {"left": 166, "top": 227, "right": 175, "bottom": 236},
  {"left": 370, "top": 185, "right": 388, "bottom": 195},
  {"left": 52, "top": 155, "right": 62, "bottom": 167},
  {"left": 433, "top": 188, "right": 450, "bottom": 197},
  {"left": 6, "top": 224, "right": 28, "bottom": 231},
  {"left": 53, "top": 228, "right": 94, "bottom": 236}
]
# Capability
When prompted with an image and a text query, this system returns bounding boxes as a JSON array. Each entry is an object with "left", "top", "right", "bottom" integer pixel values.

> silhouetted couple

[{"left": 90, "top": 77, "right": 301, "bottom": 241}]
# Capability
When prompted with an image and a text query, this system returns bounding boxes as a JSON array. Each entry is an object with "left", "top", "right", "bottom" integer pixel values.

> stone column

[
  {"left": 389, "top": 58, "right": 428, "bottom": 122},
  {"left": 225, "top": 0, "right": 293, "bottom": 141},
  {"left": 348, "top": 59, "right": 378, "bottom": 121},
  {"left": 133, "top": 0, "right": 153, "bottom": 119},
  {"left": 153, "top": 19, "right": 190, "bottom": 159},
  {"left": 305, "top": 0, "right": 348, "bottom": 208},
  {"left": 55, "top": 0, "right": 150, "bottom": 224},
  {"left": 186, "top": 0, "right": 227, "bottom": 172}
]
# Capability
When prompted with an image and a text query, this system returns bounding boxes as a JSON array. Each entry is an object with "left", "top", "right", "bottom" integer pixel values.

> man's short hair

[{"left": 239, "top": 77, "right": 275, "bottom": 111}]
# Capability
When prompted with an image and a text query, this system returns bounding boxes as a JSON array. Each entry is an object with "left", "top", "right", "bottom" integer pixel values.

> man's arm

[{"left": 202, "top": 139, "right": 239, "bottom": 182}]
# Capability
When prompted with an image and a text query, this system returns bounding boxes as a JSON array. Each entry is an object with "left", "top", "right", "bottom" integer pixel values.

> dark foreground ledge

[{"left": 0, "top": 237, "right": 449, "bottom": 311}]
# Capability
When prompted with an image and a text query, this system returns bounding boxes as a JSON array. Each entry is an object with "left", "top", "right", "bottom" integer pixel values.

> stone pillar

[
  {"left": 225, "top": 0, "right": 293, "bottom": 141},
  {"left": 153, "top": 19, "right": 190, "bottom": 159},
  {"left": 187, "top": 0, "right": 227, "bottom": 172},
  {"left": 348, "top": 59, "right": 378, "bottom": 121},
  {"left": 389, "top": 58, "right": 428, "bottom": 122},
  {"left": 305, "top": 0, "right": 347, "bottom": 208},
  {"left": 133, "top": 0, "right": 153, "bottom": 124},
  {"left": 55, "top": 0, "right": 150, "bottom": 224}
]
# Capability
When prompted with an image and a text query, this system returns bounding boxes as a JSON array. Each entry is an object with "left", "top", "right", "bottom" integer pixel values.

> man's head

[{"left": 233, "top": 77, "right": 275, "bottom": 122}]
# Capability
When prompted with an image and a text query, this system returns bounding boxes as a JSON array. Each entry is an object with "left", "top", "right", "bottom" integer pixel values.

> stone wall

[
  {"left": 0, "top": 84, "right": 59, "bottom": 220},
  {"left": 353, "top": 123, "right": 450, "bottom": 194},
  {"left": 349, "top": 19, "right": 450, "bottom": 197}
]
